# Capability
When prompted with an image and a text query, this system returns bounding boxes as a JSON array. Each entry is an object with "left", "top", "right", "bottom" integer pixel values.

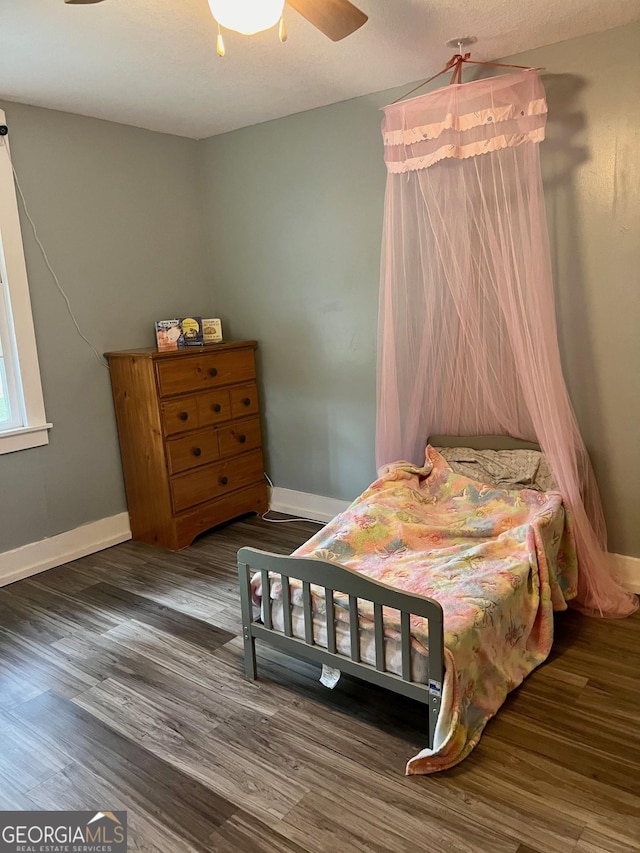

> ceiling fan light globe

[{"left": 207, "top": 0, "right": 286, "bottom": 35}]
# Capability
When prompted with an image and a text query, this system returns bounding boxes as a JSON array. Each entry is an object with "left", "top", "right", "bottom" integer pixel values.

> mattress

[{"left": 266, "top": 597, "right": 429, "bottom": 683}]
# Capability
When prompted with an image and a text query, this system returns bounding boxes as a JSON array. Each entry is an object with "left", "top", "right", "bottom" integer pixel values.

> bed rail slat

[
  {"left": 374, "top": 603, "right": 385, "bottom": 672},
  {"left": 325, "top": 587, "right": 336, "bottom": 653},
  {"left": 302, "top": 581, "right": 314, "bottom": 645},
  {"left": 261, "top": 570, "right": 272, "bottom": 629},
  {"left": 281, "top": 575, "right": 293, "bottom": 638},
  {"left": 401, "top": 611, "right": 411, "bottom": 681},
  {"left": 349, "top": 595, "right": 360, "bottom": 662}
]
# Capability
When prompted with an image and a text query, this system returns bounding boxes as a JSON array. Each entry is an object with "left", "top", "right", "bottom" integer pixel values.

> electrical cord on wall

[
  {"left": 11, "top": 160, "right": 108, "bottom": 368},
  {"left": 261, "top": 472, "right": 324, "bottom": 525}
]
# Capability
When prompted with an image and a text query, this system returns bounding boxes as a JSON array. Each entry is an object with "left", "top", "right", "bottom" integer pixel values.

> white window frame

[{"left": 0, "top": 108, "right": 51, "bottom": 454}]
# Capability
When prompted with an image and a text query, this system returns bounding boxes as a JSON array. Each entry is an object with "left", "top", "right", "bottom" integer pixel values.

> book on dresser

[{"left": 105, "top": 340, "right": 268, "bottom": 550}]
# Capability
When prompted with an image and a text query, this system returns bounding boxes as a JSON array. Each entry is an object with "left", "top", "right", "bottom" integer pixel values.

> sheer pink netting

[{"left": 376, "top": 71, "right": 637, "bottom": 618}]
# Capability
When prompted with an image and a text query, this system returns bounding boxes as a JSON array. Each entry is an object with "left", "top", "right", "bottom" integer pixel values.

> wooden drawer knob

[
  {"left": 209, "top": 368, "right": 218, "bottom": 377},
  {"left": 213, "top": 403, "right": 221, "bottom": 413},
  {"left": 179, "top": 411, "right": 189, "bottom": 421},
  {"left": 238, "top": 434, "right": 246, "bottom": 444},
  {"left": 192, "top": 447, "right": 202, "bottom": 457},
  {"left": 242, "top": 397, "right": 251, "bottom": 407},
  {"left": 219, "top": 476, "right": 229, "bottom": 486}
]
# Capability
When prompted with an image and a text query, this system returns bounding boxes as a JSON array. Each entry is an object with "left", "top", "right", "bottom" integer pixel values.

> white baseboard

[
  {"left": 270, "top": 487, "right": 350, "bottom": 523},
  {"left": 0, "top": 512, "right": 132, "bottom": 588},
  {"left": 609, "top": 553, "right": 640, "bottom": 594}
]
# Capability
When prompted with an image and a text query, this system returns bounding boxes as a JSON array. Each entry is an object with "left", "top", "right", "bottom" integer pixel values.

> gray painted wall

[
  {"left": 506, "top": 27, "right": 640, "bottom": 557},
  {"left": 201, "top": 22, "right": 640, "bottom": 557},
  {"left": 200, "top": 94, "right": 387, "bottom": 504},
  {"left": 0, "top": 102, "right": 211, "bottom": 552}
]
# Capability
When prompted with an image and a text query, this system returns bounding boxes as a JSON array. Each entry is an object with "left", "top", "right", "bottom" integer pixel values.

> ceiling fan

[{"left": 63, "top": 0, "right": 369, "bottom": 43}]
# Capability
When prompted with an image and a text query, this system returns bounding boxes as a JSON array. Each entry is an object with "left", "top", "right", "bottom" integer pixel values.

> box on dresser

[{"left": 105, "top": 340, "right": 268, "bottom": 550}]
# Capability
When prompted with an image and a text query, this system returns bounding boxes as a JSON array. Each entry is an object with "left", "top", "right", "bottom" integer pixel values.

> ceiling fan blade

[
  {"left": 64, "top": 1, "right": 107, "bottom": 4},
  {"left": 287, "top": 0, "right": 368, "bottom": 42}
]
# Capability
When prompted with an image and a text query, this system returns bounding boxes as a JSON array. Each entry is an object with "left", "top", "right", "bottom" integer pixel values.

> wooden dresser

[{"left": 105, "top": 341, "right": 268, "bottom": 550}]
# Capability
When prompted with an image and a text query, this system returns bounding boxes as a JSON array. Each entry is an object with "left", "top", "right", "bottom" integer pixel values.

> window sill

[{"left": 0, "top": 422, "right": 53, "bottom": 455}]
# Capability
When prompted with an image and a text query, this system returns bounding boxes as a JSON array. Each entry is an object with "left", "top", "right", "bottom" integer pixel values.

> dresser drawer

[
  {"left": 165, "top": 428, "right": 220, "bottom": 475},
  {"left": 106, "top": 341, "right": 264, "bottom": 550},
  {"left": 218, "top": 417, "right": 262, "bottom": 458},
  {"left": 156, "top": 349, "right": 256, "bottom": 398},
  {"left": 170, "top": 449, "right": 264, "bottom": 513},
  {"left": 230, "top": 383, "right": 260, "bottom": 418},
  {"left": 197, "top": 390, "right": 231, "bottom": 427},
  {"left": 161, "top": 397, "right": 199, "bottom": 436}
]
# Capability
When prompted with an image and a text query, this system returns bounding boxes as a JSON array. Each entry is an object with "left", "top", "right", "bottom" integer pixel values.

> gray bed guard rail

[{"left": 238, "top": 547, "right": 445, "bottom": 750}]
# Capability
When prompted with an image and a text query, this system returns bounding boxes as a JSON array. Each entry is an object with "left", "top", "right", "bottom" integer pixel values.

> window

[
  {"left": 0, "top": 274, "right": 23, "bottom": 430},
  {"left": 0, "top": 108, "right": 51, "bottom": 454}
]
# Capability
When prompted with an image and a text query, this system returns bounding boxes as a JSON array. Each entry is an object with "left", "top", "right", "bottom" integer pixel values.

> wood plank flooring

[{"left": 0, "top": 513, "right": 638, "bottom": 852}]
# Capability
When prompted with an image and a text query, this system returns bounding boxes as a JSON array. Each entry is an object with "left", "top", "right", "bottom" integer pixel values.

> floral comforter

[{"left": 292, "top": 446, "right": 578, "bottom": 773}]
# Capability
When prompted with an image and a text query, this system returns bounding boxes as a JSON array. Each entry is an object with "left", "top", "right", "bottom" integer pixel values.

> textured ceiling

[{"left": 1, "top": 0, "right": 639, "bottom": 139}]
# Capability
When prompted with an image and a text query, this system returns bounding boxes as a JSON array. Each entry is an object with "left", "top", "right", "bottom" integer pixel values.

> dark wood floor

[{"left": 0, "top": 514, "right": 638, "bottom": 852}]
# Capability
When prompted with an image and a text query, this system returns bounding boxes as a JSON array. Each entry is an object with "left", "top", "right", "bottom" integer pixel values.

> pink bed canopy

[{"left": 376, "top": 69, "right": 637, "bottom": 618}]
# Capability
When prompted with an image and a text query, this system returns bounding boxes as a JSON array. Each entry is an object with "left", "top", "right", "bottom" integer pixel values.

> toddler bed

[{"left": 238, "top": 436, "right": 578, "bottom": 773}]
